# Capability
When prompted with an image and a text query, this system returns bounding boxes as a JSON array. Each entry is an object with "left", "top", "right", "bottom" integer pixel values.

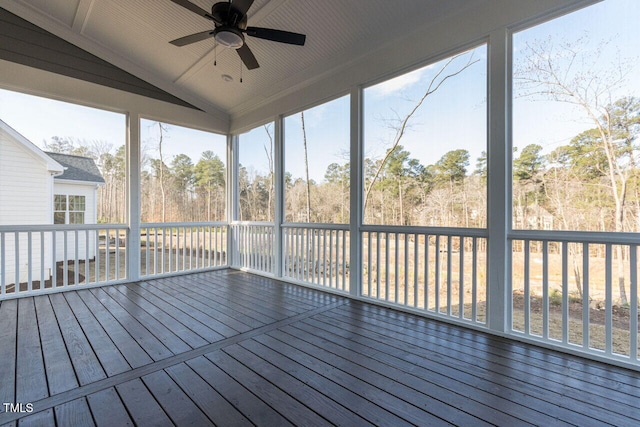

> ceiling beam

[{"left": 71, "top": 0, "right": 94, "bottom": 33}]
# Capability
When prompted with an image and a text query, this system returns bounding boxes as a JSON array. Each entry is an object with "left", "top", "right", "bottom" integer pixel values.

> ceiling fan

[{"left": 169, "top": 0, "right": 306, "bottom": 70}]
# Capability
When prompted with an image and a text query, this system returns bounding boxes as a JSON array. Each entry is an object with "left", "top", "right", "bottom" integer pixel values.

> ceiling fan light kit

[{"left": 169, "top": 0, "right": 306, "bottom": 73}]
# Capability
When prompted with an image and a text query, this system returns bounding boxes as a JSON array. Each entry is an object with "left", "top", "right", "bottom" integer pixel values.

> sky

[{"left": 0, "top": 0, "right": 638, "bottom": 182}]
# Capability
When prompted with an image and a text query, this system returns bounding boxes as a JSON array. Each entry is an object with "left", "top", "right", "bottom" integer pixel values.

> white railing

[
  {"left": 362, "top": 225, "right": 488, "bottom": 326},
  {"left": 0, "top": 224, "right": 128, "bottom": 299},
  {"left": 140, "top": 222, "right": 228, "bottom": 278},
  {"left": 230, "top": 222, "right": 275, "bottom": 274},
  {"left": 510, "top": 230, "right": 639, "bottom": 365},
  {"left": 282, "top": 223, "right": 350, "bottom": 292}
]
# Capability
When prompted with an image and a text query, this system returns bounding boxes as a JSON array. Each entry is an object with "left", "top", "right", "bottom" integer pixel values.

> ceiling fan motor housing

[{"left": 212, "top": 2, "right": 248, "bottom": 29}]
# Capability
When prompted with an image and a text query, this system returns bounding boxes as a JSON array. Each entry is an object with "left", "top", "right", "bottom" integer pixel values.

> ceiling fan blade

[
  {"left": 237, "top": 43, "right": 259, "bottom": 70},
  {"left": 245, "top": 27, "right": 306, "bottom": 46},
  {"left": 170, "top": 0, "right": 219, "bottom": 23},
  {"left": 231, "top": 0, "right": 254, "bottom": 16},
  {"left": 170, "top": 30, "right": 214, "bottom": 46}
]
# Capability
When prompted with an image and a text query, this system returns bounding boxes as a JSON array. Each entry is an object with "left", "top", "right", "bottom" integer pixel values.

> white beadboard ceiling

[{"left": 4, "top": 0, "right": 487, "bottom": 127}]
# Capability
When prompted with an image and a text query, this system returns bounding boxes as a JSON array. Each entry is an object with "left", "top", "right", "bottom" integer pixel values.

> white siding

[{"left": 0, "top": 128, "right": 52, "bottom": 284}]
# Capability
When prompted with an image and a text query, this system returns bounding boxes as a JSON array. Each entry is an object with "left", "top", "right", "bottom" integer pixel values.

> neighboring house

[{"left": 0, "top": 119, "right": 104, "bottom": 285}]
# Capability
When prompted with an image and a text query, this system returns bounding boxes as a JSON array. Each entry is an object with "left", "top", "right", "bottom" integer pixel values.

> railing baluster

[
  {"left": 74, "top": 230, "right": 80, "bottom": 286},
  {"left": 472, "top": 237, "right": 478, "bottom": 322},
  {"left": 630, "top": 245, "right": 638, "bottom": 362},
  {"left": 27, "top": 231, "right": 33, "bottom": 292},
  {"left": 542, "top": 240, "right": 549, "bottom": 340},
  {"left": 14, "top": 231, "right": 19, "bottom": 290},
  {"left": 85, "top": 230, "right": 90, "bottom": 285},
  {"left": 404, "top": 233, "right": 409, "bottom": 305},
  {"left": 1, "top": 232, "right": 5, "bottom": 295},
  {"left": 385, "top": 233, "right": 389, "bottom": 301},
  {"left": 366, "top": 232, "right": 371, "bottom": 296},
  {"left": 435, "top": 235, "right": 440, "bottom": 313},
  {"left": 561, "top": 241, "right": 569, "bottom": 344},
  {"left": 524, "top": 239, "right": 530, "bottom": 335},
  {"left": 41, "top": 232, "right": 46, "bottom": 290},
  {"left": 605, "top": 243, "right": 613, "bottom": 355},
  {"left": 52, "top": 231, "right": 57, "bottom": 288},
  {"left": 459, "top": 236, "right": 464, "bottom": 320},
  {"left": 582, "top": 242, "right": 590, "bottom": 350},
  {"left": 446, "top": 235, "right": 452, "bottom": 316},
  {"left": 376, "top": 232, "right": 381, "bottom": 299},
  {"left": 330, "top": 230, "right": 335, "bottom": 288},
  {"left": 342, "top": 229, "right": 347, "bottom": 291},
  {"left": 394, "top": 233, "right": 399, "bottom": 304},
  {"left": 424, "top": 234, "right": 429, "bottom": 311},
  {"left": 414, "top": 233, "right": 419, "bottom": 308},
  {"left": 63, "top": 231, "right": 68, "bottom": 287}
]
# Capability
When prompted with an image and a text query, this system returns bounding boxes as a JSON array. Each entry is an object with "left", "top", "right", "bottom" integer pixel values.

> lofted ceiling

[{"left": 2, "top": 0, "right": 485, "bottom": 126}]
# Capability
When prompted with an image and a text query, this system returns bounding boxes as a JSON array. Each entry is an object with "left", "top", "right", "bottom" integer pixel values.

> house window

[
  {"left": 54, "top": 194, "right": 85, "bottom": 224},
  {"left": 54, "top": 195, "right": 67, "bottom": 224}
]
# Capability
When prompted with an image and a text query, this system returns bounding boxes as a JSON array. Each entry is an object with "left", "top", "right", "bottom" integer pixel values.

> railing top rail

[
  {"left": 510, "top": 229, "right": 640, "bottom": 245},
  {"left": 361, "top": 224, "right": 488, "bottom": 237},
  {"left": 282, "top": 222, "right": 350, "bottom": 231},
  {"left": 0, "top": 224, "right": 127, "bottom": 232},
  {"left": 141, "top": 222, "right": 228, "bottom": 228},
  {"left": 231, "top": 221, "right": 275, "bottom": 226}
]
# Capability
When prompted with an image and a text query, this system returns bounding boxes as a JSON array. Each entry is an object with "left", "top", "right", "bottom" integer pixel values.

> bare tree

[
  {"left": 300, "top": 111, "right": 312, "bottom": 222},
  {"left": 364, "top": 50, "right": 480, "bottom": 212},
  {"left": 516, "top": 36, "right": 637, "bottom": 304}
]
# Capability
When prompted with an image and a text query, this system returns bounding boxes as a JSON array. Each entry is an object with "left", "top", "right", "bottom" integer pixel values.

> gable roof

[
  {"left": 45, "top": 152, "right": 105, "bottom": 184},
  {"left": 0, "top": 118, "right": 64, "bottom": 174}
]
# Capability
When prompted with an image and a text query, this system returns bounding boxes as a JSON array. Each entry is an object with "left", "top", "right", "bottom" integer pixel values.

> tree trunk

[{"left": 301, "top": 111, "right": 312, "bottom": 223}]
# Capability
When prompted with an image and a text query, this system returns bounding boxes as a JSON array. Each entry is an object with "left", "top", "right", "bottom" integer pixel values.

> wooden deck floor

[{"left": 0, "top": 270, "right": 639, "bottom": 426}]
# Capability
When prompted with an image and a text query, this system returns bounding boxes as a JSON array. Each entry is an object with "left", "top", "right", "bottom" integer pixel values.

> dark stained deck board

[
  {"left": 115, "top": 379, "right": 174, "bottom": 426},
  {"left": 314, "top": 309, "right": 589, "bottom": 424},
  {"left": 63, "top": 292, "right": 131, "bottom": 377},
  {"left": 185, "top": 355, "right": 295, "bottom": 427},
  {"left": 54, "top": 398, "right": 95, "bottom": 427},
  {"left": 48, "top": 293, "right": 106, "bottom": 386},
  {"left": 87, "top": 287, "right": 174, "bottom": 361},
  {"left": 2, "top": 270, "right": 640, "bottom": 426},
  {"left": 328, "top": 304, "right": 640, "bottom": 425},
  {"left": 177, "top": 275, "right": 299, "bottom": 321},
  {"left": 223, "top": 342, "right": 378, "bottom": 426},
  {"left": 100, "top": 285, "right": 193, "bottom": 354},
  {"left": 107, "top": 284, "right": 209, "bottom": 349},
  {"left": 75, "top": 289, "right": 154, "bottom": 368},
  {"left": 204, "top": 350, "right": 331, "bottom": 426},
  {"left": 277, "top": 323, "right": 515, "bottom": 427},
  {"left": 141, "top": 370, "right": 214, "bottom": 426},
  {"left": 237, "top": 337, "right": 412, "bottom": 426},
  {"left": 138, "top": 280, "right": 255, "bottom": 334},
  {"left": 164, "top": 362, "right": 252, "bottom": 427},
  {"left": 0, "top": 300, "right": 18, "bottom": 406},
  {"left": 206, "top": 271, "right": 341, "bottom": 311},
  {"left": 166, "top": 276, "right": 287, "bottom": 323},
  {"left": 122, "top": 282, "right": 227, "bottom": 342},
  {"left": 33, "top": 296, "right": 78, "bottom": 396},
  {"left": 209, "top": 271, "right": 340, "bottom": 311},
  {"left": 15, "top": 298, "right": 48, "bottom": 403},
  {"left": 86, "top": 387, "right": 133, "bottom": 427},
  {"left": 16, "top": 409, "right": 53, "bottom": 427},
  {"left": 347, "top": 303, "right": 640, "bottom": 411},
  {"left": 150, "top": 278, "right": 266, "bottom": 330},
  {"left": 289, "top": 320, "right": 561, "bottom": 427}
]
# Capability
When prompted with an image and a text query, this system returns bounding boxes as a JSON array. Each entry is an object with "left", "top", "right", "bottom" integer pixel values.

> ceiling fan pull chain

[
  {"left": 214, "top": 42, "right": 217, "bottom": 66},
  {"left": 240, "top": 59, "right": 243, "bottom": 83}
]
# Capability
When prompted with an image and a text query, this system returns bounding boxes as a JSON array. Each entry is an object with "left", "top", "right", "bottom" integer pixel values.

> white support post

[
  {"left": 486, "top": 28, "right": 510, "bottom": 332},
  {"left": 274, "top": 116, "right": 285, "bottom": 277},
  {"left": 227, "top": 134, "right": 239, "bottom": 267},
  {"left": 126, "top": 112, "right": 141, "bottom": 282},
  {"left": 349, "top": 86, "right": 363, "bottom": 297}
]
